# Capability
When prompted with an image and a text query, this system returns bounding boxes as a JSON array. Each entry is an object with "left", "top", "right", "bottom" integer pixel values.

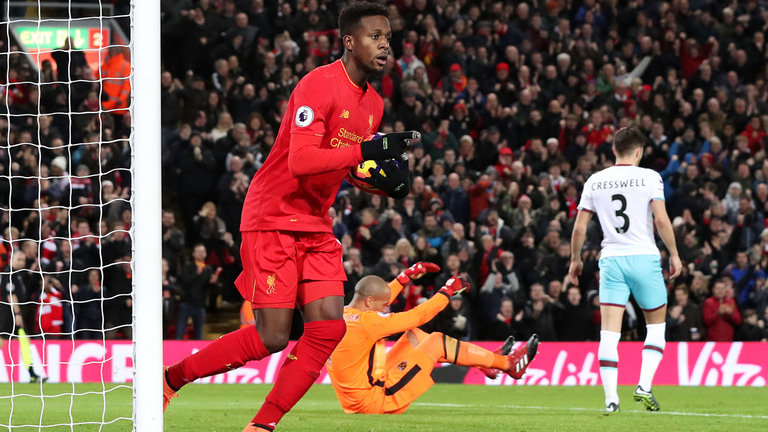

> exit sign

[{"left": 17, "top": 27, "right": 109, "bottom": 50}]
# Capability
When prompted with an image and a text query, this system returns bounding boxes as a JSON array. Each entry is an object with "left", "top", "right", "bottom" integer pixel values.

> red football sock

[
  {"left": 167, "top": 325, "right": 269, "bottom": 390},
  {"left": 251, "top": 319, "right": 345, "bottom": 430}
]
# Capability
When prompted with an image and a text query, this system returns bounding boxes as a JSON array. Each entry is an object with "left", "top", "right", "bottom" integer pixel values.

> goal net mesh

[{"left": 1, "top": 1, "right": 135, "bottom": 430}]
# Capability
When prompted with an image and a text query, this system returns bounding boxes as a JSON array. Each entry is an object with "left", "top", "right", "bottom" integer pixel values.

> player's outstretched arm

[
  {"left": 651, "top": 200, "right": 682, "bottom": 279},
  {"left": 366, "top": 277, "right": 468, "bottom": 340},
  {"left": 569, "top": 210, "right": 592, "bottom": 286},
  {"left": 389, "top": 262, "right": 441, "bottom": 303}
]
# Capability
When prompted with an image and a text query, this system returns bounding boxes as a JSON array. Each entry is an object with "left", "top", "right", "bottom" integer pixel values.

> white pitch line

[
  {"left": 413, "top": 403, "right": 469, "bottom": 408},
  {"left": 412, "top": 402, "right": 768, "bottom": 420}
]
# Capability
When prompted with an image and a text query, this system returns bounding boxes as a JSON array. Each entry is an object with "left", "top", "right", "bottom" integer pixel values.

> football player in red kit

[{"left": 163, "top": 2, "right": 418, "bottom": 431}]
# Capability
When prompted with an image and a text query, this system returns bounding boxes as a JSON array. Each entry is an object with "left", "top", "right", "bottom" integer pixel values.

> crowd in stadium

[{"left": 3, "top": 0, "right": 768, "bottom": 343}]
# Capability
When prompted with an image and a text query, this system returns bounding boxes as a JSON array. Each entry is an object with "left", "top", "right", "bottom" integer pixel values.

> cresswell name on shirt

[
  {"left": 330, "top": 128, "right": 365, "bottom": 149},
  {"left": 591, "top": 178, "right": 647, "bottom": 190}
]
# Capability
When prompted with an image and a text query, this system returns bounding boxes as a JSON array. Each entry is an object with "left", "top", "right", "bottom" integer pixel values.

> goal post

[
  {"left": 131, "top": 0, "right": 162, "bottom": 430},
  {"left": 0, "top": 0, "right": 162, "bottom": 430}
]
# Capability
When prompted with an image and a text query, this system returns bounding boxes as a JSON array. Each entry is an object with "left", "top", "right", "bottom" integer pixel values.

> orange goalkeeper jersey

[{"left": 327, "top": 280, "right": 449, "bottom": 413}]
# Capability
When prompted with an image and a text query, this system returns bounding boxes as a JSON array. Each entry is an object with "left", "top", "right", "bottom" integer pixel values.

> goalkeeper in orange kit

[{"left": 327, "top": 263, "right": 539, "bottom": 414}]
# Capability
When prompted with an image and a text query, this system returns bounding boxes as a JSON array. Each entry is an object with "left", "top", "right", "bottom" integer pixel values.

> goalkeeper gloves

[
  {"left": 366, "top": 158, "right": 411, "bottom": 199},
  {"left": 397, "top": 262, "right": 441, "bottom": 285},
  {"left": 439, "top": 277, "right": 471, "bottom": 297},
  {"left": 360, "top": 131, "right": 420, "bottom": 161}
]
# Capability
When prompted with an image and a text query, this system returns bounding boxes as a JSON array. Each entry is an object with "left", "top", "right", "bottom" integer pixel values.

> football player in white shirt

[{"left": 568, "top": 126, "right": 682, "bottom": 413}]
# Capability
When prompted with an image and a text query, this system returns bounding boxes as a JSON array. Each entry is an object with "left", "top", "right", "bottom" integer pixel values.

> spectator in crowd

[
  {"left": 418, "top": 211, "right": 446, "bottom": 250},
  {"left": 479, "top": 271, "right": 512, "bottom": 335},
  {"left": 397, "top": 42, "right": 425, "bottom": 78},
  {"left": 667, "top": 284, "right": 705, "bottom": 342},
  {"left": 441, "top": 222, "right": 475, "bottom": 262},
  {"left": 750, "top": 275, "right": 768, "bottom": 317},
  {"left": 162, "top": 210, "right": 186, "bottom": 274},
  {"left": 193, "top": 201, "right": 228, "bottom": 252},
  {"left": 37, "top": 275, "right": 64, "bottom": 336},
  {"left": 52, "top": 37, "right": 86, "bottom": 83},
  {"left": 100, "top": 47, "right": 131, "bottom": 115},
  {"left": 703, "top": 279, "right": 743, "bottom": 341},
  {"left": 483, "top": 297, "right": 524, "bottom": 341},
  {"left": 72, "top": 269, "right": 102, "bottom": 340},
  {"left": 555, "top": 286, "right": 593, "bottom": 341},
  {"left": 104, "top": 257, "right": 133, "bottom": 340},
  {"left": 727, "top": 251, "right": 766, "bottom": 307},
  {"left": 441, "top": 173, "right": 470, "bottom": 225},
  {"left": 522, "top": 283, "right": 556, "bottom": 341},
  {"left": 370, "top": 244, "right": 400, "bottom": 286},
  {"left": 736, "top": 309, "right": 767, "bottom": 341},
  {"left": 102, "top": 221, "right": 132, "bottom": 266},
  {"left": 343, "top": 248, "right": 366, "bottom": 304},
  {"left": 176, "top": 244, "right": 219, "bottom": 340},
  {"left": 422, "top": 294, "right": 470, "bottom": 341},
  {"left": 162, "top": 258, "right": 181, "bottom": 340}
]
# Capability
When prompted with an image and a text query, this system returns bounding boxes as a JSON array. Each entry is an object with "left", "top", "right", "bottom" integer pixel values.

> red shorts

[{"left": 235, "top": 230, "right": 346, "bottom": 309}]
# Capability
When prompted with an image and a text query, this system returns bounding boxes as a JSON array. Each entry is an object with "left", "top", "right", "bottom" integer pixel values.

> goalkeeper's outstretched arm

[{"left": 353, "top": 275, "right": 470, "bottom": 341}]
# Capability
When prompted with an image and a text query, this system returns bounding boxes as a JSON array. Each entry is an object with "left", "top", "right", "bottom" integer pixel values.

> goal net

[{"left": 1, "top": 1, "right": 161, "bottom": 430}]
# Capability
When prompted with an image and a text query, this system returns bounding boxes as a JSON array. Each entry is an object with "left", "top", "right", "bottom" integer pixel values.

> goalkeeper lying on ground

[{"left": 327, "top": 262, "right": 539, "bottom": 414}]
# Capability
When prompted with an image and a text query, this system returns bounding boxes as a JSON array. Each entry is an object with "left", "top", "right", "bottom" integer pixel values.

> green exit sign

[{"left": 17, "top": 27, "right": 109, "bottom": 50}]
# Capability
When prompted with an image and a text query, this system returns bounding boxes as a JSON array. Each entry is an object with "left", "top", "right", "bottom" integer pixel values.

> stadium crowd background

[{"left": 3, "top": 0, "right": 768, "bottom": 344}]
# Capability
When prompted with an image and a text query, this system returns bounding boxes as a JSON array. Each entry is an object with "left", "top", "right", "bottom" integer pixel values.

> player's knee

[
  {"left": 260, "top": 333, "right": 290, "bottom": 353},
  {"left": 423, "top": 332, "right": 444, "bottom": 345},
  {"left": 325, "top": 319, "right": 346, "bottom": 342},
  {"left": 305, "top": 319, "right": 346, "bottom": 343},
  {"left": 412, "top": 332, "right": 447, "bottom": 356}
]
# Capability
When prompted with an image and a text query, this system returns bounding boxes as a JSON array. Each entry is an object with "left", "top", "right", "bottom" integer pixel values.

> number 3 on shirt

[{"left": 611, "top": 194, "right": 630, "bottom": 234}]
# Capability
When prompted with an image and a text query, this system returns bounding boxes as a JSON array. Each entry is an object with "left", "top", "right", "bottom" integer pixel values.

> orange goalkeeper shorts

[
  {"left": 235, "top": 230, "right": 346, "bottom": 309},
  {"left": 352, "top": 340, "right": 436, "bottom": 415}
]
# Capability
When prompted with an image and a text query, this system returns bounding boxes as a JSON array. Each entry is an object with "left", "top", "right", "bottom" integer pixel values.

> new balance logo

[{"left": 340, "top": 110, "right": 349, "bottom": 118}]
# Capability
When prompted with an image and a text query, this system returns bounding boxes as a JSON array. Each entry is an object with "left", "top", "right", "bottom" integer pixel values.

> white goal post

[
  {"left": 131, "top": 0, "right": 162, "bottom": 431},
  {"left": 0, "top": 0, "right": 162, "bottom": 430}
]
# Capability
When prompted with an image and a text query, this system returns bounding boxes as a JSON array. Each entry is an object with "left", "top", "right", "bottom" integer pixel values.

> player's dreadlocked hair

[
  {"left": 338, "top": 1, "right": 389, "bottom": 38},
  {"left": 613, "top": 126, "right": 646, "bottom": 156}
]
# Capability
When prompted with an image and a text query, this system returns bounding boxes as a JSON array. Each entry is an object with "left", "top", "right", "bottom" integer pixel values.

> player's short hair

[
  {"left": 338, "top": 1, "right": 388, "bottom": 38},
  {"left": 613, "top": 126, "right": 646, "bottom": 156}
]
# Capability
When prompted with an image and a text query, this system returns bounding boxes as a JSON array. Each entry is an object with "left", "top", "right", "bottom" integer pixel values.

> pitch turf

[{"left": 2, "top": 383, "right": 767, "bottom": 431}]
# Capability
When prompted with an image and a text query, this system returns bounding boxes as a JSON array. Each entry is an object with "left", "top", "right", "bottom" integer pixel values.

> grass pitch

[{"left": 2, "top": 383, "right": 767, "bottom": 431}]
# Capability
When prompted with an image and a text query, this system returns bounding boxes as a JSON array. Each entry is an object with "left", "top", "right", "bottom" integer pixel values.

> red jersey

[
  {"left": 581, "top": 124, "right": 611, "bottom": 148},
  {"left": 241, "top": 60, "right": 384, "bottom": 233},
  {"left": 37, "top": 288, "right": 63, "bottom": 334}
]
